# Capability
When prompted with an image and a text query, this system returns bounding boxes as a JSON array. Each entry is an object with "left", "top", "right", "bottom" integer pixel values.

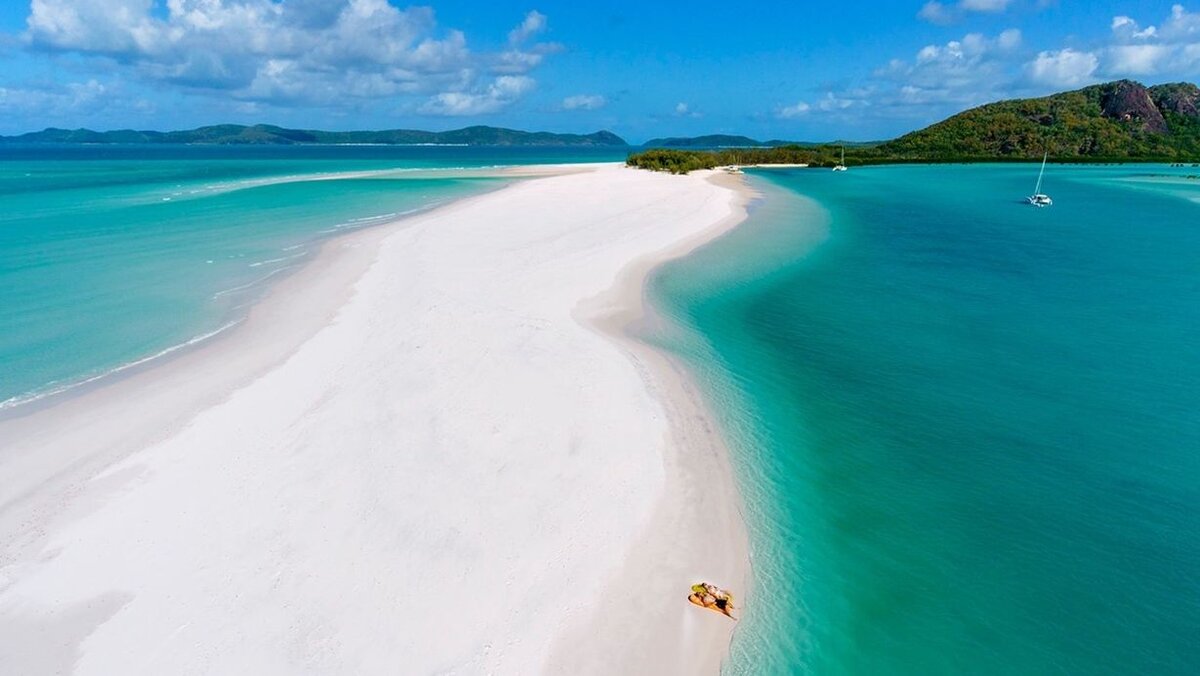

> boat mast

[{"left": 1034, "top": 151, "right": 1047, "bottom": 195}]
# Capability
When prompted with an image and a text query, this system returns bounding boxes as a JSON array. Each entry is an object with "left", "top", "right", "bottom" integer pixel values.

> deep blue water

[{"left": 650, "top": 165, "right": 1200, "bottom": 674}]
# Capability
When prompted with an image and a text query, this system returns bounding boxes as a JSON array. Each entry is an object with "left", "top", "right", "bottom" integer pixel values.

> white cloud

[
  {"left": 919, "top": 0, "right": 1014, "bottom": 24},
  {"left": 21, "top": 1, "right": 555, "bottom": 112},
  {"left": 673, "top": 101, "right": 701, "bottom": 118},
  {"left": 1026, "top": 48, "right": 1099, "bottom": 87},
  {"left": 0, "top": 78, "right": 158, "bottom": 131},
  {"left": 777, "top": 101, "right": 810, "bottom": 118},
  {"left": 960, "top": 0, "right": 1011, "bottom": 11},
  {"left": 877, "top": 30, "right": 1022, "bottom": 100},
  {"left": 561, "top": 94, "right": 605, "bottom": 110},
  {"left": 918, "top": 2, "right": 954, "bottom": 25},
  {"left": 1159, "top": 3, "right": 1200, "bottom": 41},
  {"left": 1108, "top": 44, "right": 1172, "bottom": 74},
  {"left": 1101, "top": 4, "right": 1200, "bottom": 76},
  {"left": 1111, "top": 16, "right": 1157, "bottom": 40},
  {"left": 776, "top": 89, "right": 869, "bottom": 119},
  {"left": 997, "top": 28, "right": 1023, "bottom": 50},
  {"left": 0, "top": 79, "right": 107, "bottom": 114},
  {"left": 507, "top": 10, "right": 546, "bottom": 44},
  {"left": 419, "top": 75, "right": 534, "bottom": 116}
]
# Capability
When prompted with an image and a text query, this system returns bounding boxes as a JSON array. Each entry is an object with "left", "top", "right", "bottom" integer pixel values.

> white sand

[{"left": 0, "top": 163, "right": 749, "bottom": 675}]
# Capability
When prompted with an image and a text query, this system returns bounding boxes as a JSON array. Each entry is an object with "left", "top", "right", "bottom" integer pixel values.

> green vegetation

[
  {"left": 642, "top": 134, "right": 768, "bottom": 148},
  {"left": 629, "top": 80, "right": 1200, "bottom": 173},
  {"left": 642, "top": 135, "right": 877, "bottom": 149},
  {"left": 878, "top": 80, "right": 1200, "bottom": 160},
  {"left": 626, "top": 146, "right": 827, "bottom": 173},
  {"left": 0, "top": 124, "right": 628, "bottom": 147}
]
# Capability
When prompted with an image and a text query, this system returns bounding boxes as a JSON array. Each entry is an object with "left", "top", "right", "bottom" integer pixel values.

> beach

[{"left": 0, "top": 163, "right": 749, "bottom": 674}]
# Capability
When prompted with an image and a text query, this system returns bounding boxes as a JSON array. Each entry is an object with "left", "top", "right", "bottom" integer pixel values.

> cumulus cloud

[
  {"left": 917, "top": 2, "right": 954, "bottom": 25},
  {"left": 561, "top": 94, "right": 605, "bottom": 110},
  {"left": 783, "top": 3, "right": 1194, "bottom": 132},
  {"left": 673, "top": 101, "right": 701, "bottom": 117},
  {"left": 1025, "top": 48, "right": 1099, "bottom": 87},
  {"left": 0, "top": 77, "right": 157, "bottom": 131},
  {"left": 1111, "top": 16, "right": 1157, "bottom": 41},
  {"left": 777, "top": 91, "right": 866, "bottom": 119},
  {"left": 777, "top": 101, "right": 810, "bottom": 118},
  {"left": 507, "top": 10, "right": 546, "bottom": 44},
  {"left": 919, "top": 0, "right": 1014, "bottom": 24},
  {"left": 1108, "top": 45, "right": 1172, "bottom": 74},
  {"left": 419, "top": 75, "right": 534, "bottom": 116},
  {"left": 0, "top": 78, "right": 107, "bottom": 113},
  {"left": 1101, "top": 4, "right": 1200, "bottom": 76},
  {"left": 20, "top": 0, "right": 556, "bottom": 114},
  {"left": 875, "top": 29, "right": 1023, "bottom": 105},
  {"left": 960, "top": 0, "right": 1012, "bottom": 11}
]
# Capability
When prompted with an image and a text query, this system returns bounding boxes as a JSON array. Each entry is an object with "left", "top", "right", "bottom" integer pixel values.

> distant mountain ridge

[
  {"left": 879, "top": 80, "right": 1200, "bottom": 159},
  {"left": 643, "top": 134, "right": 767, "bottom": 148},
  {"left": 0, "top": 124, "right": 629, "bottom": 147},
  {"left": 642, "top": 134, "right": 876, "bottom": 148}
]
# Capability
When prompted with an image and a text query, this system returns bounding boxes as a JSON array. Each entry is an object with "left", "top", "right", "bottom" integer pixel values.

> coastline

[
  {"left": 547, "top": 170, "right": 756, "bottom": 673},
  {"left": 0, "top": 163, "right": 753, "bottom": 674},
  {"left": 0, "top": 163, "right": 579, "bottom": 419}
]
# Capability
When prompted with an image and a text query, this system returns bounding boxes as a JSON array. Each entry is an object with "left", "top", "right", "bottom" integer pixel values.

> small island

[{"left": 627, "top": 80, "right": 1200, "bottom": 173}]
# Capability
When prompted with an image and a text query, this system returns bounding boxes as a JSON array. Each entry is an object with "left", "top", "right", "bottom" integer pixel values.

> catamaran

[
  {"left": 833, "top": 146, "right": 848, "bottom": 172},
  {"left": 1027, "top": 152, "right": 1052, "bottom": 206}
]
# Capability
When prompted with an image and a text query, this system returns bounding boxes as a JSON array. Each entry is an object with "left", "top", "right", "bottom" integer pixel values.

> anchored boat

[{"left": 1027, "top": 152, "right": 1053, "bottom": 206}]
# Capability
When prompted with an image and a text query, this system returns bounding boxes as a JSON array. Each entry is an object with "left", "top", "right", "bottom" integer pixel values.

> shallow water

[
  {"left": 650, "top": 165, "right": 1200, "bottom": 674},
  {"left": 0, "top": 144, "right": 624, "bottom": 410}
]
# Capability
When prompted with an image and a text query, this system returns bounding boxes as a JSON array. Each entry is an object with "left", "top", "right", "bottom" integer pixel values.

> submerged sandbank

[{"left": 0, "top": 164, "right": 749, "bottom": 674}]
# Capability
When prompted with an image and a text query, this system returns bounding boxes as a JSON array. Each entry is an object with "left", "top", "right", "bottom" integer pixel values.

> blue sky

[{"left": 1, "top": 1, "right": 1198, "bottom": 141}]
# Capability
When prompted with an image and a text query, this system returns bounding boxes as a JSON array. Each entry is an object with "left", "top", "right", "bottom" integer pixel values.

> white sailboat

[
  {"left": 1027, "top": 152, "right": 1052, "bottom": 206},
  {"left": 833, "top": 145, "right": 848, "bottom": 172}
]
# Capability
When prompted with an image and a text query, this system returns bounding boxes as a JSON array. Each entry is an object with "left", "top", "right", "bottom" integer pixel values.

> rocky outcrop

[
  {"left": 1150, "top": 82, "right": 1200, "bottom": 118},
  {"left": 1098, "top": 80, "right": 1168, "bottom": 133}
]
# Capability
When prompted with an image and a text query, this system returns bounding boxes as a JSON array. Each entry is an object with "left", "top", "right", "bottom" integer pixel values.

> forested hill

[
  {"left": 878, "top": 80, "right": 1200, "bottom": 160},
  {"left": 641, "top": 134, "right": 877, "bottom": 148},
  {"left": 0, "top": 124, "right": 629, "bottom": 147},
  {"left": 642, "top": 134, "right": 766, "bottom": 147}
]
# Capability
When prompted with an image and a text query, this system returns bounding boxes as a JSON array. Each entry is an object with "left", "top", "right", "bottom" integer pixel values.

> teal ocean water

[
  {"left": 0, "top": 145, "right": 624, "bottom": 411},
  {"left": 650, "top": 165, "right": 1200, "bottom": 674}
]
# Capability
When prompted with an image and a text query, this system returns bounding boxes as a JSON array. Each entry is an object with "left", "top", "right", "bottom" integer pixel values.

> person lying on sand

[{"left": 689, "top": 582, "right": 736, "bottom": 619}]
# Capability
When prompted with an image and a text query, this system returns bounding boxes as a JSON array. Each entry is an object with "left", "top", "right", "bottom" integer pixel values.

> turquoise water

[
  {"left": 650, "top": 165, "right": 1200, "bottom": 674},
  {"left": 0, "top": 145, "right": 625, "bottom": 410}
]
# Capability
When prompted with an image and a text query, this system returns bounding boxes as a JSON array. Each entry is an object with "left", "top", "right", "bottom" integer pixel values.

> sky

[{"left": 1, "top": 1, "right": 1198, "bottom": 142}]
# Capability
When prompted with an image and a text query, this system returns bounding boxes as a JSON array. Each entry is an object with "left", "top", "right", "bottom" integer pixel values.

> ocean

[
  {"left": 4, "top": 148, "right": 1198, "bottom": 674},
  {"left": 0, "top": 144, "right": 625, "bottom": 411},
  {"left": 649, "top": 164, "right": 1200, "bottom": 674}
]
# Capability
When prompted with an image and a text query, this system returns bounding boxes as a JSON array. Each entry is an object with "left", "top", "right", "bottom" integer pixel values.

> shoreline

[
  {"left": 0, "top": 163, "right": 585, "bottom": 421},
  {"left": 547, "top": 169, "right": 757, "bottom": 673},
  {"left": 0, "top": 162, "right": 753, "bottom": 674}
]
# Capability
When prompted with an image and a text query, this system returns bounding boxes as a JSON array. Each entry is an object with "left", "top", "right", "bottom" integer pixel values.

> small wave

[
  {"left": 324, "top": 206, "right": 430, "bottom": 233},
  {"left": 0, "top": 320, "right": 242, "bottom": 413},
  {"left": 212, "top": 266, "right": 292, "bottom": 298},
  {"left": 347, "top": 212, "right": 399, "bottom": 223},
  {"left": 248, "top": 251, "right": 307, "bottom": 268}
]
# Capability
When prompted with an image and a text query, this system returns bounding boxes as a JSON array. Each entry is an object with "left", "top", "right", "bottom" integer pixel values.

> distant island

[
  {"left": 0, "top": 124, "right": 628, "bottom": 147},
  {"left": 629, "top": 80, "right": 1200, "bottom": 173},
  {"left": 642, "top": 134, "right": 876, "bottom": 149}
]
